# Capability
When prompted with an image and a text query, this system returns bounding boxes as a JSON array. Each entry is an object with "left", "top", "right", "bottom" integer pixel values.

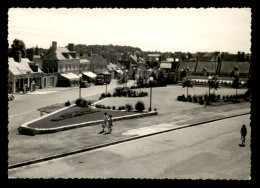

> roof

[
  {"left": 177, "top": 61, "right": 197, "bottom": 72},
  {"left": 130, "top": 54, "right": 138, "bottom": 62},
  {"left": 9, "top": 58, "right": 33, "bottom": 76},
  {"left": 196, "top": 61, "right": 217, "bottom": 73},
  {"left": 160, "top": 62, "right": 172, "bottom": 69},
  {"left": 148, "top": 54, "right": 160, "bottom": 57},
  {"left": 220, "top": 61, "right": 250, "bottom": 74},
  {"left": 82, "top": 71, "right": 96, "bottom": 78},
  {"left": 59, "top": 72, "right": 79, "bottom": 80},
  {"left": 166, "top": 58, "right": 174, "bottom": 62},
  {"left": 107, "top": 63, "right": 118, "bottom": 71}
]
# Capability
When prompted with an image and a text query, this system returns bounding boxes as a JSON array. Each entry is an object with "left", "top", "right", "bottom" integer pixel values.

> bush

[
  {"left": 193, "top": 95, "right": 198, "bottom": 103},
  {"left": 199, "top": 99, "right": 204, "bottom": 105},
  {"left": 135, "top": 101, "right": 145, "bottom": 112},
  {"left": 82, "top": 100, "right": 88, "bottom": 107},
  {"left": 112, "top": 106, "right": 116, "bottom": 110},
  {"left": 217, "top": 95, "right": 221, "bottom": 100},
  {"left": 118, "top": 106, "right": 122, "bottom": 110},
  {"left": 106, "top": 93, "right": 111, "bottom": 97},
  {"left": 75, "top": 98, "right": 88, "bottom": 107},
  {"left": 187, "top": 95, "right": 192, "bottom": 102},
  {"left": 88, "top": 101, "right": 92, "bottom": 105},
  {"left": 107, "top": 106, "right": 111, "bottom": 109},
  {"left": 101, "top": 93, "right": 106, "bottom": 98},
  {"left": 65, "top": 101, "right": 70, "bottom": 107},
  {"left": 113, "top": 92, "right": 117, "bottom": 97},
  {"left": 121, "top": 106, "right": 125, "bottom": 110},
  {"left": 209, "top": 94, "right": 216, "bottom": 102},
  {"left": 125, "top": 104, "right": 133, "bottom": 112}
]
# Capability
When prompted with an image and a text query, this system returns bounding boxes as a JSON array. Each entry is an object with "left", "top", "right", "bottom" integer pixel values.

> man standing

[{"left": 240, "top": 124, "right": 247, "bottom": 146}]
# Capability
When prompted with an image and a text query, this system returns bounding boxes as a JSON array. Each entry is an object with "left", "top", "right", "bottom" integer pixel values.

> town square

[{"left": 7, "top": 8, "right": 252, "bottom": 180}]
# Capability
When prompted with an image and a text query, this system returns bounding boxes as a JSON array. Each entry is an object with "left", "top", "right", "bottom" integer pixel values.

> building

[
  {"left": 147, "top": 54, "right": 161, "bottom": 62},
  {"left": 42, "top": 42, "right": 80, "bottom": 87},
  {"left": 8, "top": 51, "right": 44, "bottom": 93}
]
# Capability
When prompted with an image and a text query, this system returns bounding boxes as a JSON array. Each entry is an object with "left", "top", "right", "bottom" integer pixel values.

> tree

[
  {"left": 181, "top": 76, "right": 193, "bottom": 98},
  {"left": 231, "top": 73, "right": 241, "bottom": 101},
  {"left": 11, "top": 39, "right": 27, "bottom": 58},
  {"left": 231, "top": 66, "right": 240, "bottom": 100},
  {"left": 117, "top": 72, "right": 129, "bottom": 88}
]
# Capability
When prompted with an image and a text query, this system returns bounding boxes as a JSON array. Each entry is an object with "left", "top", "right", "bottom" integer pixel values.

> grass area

[{"left": 28, "top": 106, "right": 138, "bottom": 129}]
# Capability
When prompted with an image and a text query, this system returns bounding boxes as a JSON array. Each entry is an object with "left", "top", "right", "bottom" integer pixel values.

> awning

[
  {"left": 115, "top": 70, "right": 123, "bottom": 74},
  {"left": 160, "top": 63, "right": 171, "bottom": 69},
  {"left": 59, "top": 73, "right": 79, "bottom": 80},
  {"left": 80, "top": 59, "right": 90, "bottom": 64},
  {"left": 82, "top": 71, "right": 97, "bottom": 78}
]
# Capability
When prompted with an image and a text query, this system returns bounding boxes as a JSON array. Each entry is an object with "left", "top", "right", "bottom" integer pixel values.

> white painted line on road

[{"left": 92, "top": 98, "right": 108, "bottom": 105}]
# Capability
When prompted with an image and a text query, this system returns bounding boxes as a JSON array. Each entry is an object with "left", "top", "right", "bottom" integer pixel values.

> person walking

[
  {"left": 101, "top": 113, "right": 108, "bottom": 132},
  {"left": 240, "top": 124, "right": 247, "bottom": 146},
  {"left": 107, "top": 115, "right": 113, "bottom": 133}
]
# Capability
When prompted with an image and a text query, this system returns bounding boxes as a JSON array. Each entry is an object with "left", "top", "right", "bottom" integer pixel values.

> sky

[{"left": 8, "top": 8, "right": 251, "bottom": 54}]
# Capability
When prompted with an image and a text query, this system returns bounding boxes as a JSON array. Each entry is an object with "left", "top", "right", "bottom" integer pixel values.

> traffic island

[{"left": 18, "top": 105, "right": 158, "bottom": 135}]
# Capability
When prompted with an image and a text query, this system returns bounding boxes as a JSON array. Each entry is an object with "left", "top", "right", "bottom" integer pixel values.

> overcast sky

[{"left": 8, "top": 8, "right": 251, "bottom": 54}]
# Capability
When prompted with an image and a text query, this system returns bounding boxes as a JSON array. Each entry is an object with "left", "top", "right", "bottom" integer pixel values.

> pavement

[
  {"left": 8, "top": 114, "right": 251, "bottom": 179},
  {"left": 8, "top": 101, "right": 250, "bottom": 169}
]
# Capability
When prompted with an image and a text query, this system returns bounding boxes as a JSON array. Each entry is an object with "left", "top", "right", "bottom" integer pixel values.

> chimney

[
  {"left": 52, "top": 41, "right": 57, "bottom": 51},
  {"left": 14, "top": 51, "right": 21, "bottom": 62},
  {"left": 68, "top": 43, "right": 75, "bottom": 51}
]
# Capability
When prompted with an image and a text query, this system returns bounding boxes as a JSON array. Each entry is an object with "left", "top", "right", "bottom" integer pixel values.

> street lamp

[
  {"left": 79, "top": 73, "right": 82, "bottom": 99},
  {"left": 149, "top": 76, "right": 154, "bottom": 111},
  {"left": 208, "top": 75, "right": 212, "bottom": 98}
]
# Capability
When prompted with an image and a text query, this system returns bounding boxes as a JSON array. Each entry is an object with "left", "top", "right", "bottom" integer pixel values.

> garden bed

[{"left": 27, "top": 106, "right": 138, "bottom": 129}]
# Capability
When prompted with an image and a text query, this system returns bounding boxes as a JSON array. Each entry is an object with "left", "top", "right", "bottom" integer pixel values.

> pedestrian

[
  {"left": 107, "top": 115, "right": 113, "bottom": 133},
  {"left": 240, "top": 124, "right": 247, "bottom": 146},
  {"left": 101, "top": 112, "right": 108, "bottom": 132}
]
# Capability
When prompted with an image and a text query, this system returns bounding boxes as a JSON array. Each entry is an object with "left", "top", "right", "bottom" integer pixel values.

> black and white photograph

[{"left": 7, "top": 7, "right": 252, "bottom": 180}]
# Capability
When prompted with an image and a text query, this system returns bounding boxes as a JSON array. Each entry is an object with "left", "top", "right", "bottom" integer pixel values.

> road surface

[{"left": 8, "top": 114, "right": 251, "bottom": 179}]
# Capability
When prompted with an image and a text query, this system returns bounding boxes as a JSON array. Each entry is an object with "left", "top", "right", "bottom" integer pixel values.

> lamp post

[
  {"left": 208, "top": 75, "right": 212, "bottom": 98},
  {"left": 79, "top": 73, "right": 82, "bottom": 99},
  {"left": 149, "top": 76, "right": 154, "bottom": 111}
]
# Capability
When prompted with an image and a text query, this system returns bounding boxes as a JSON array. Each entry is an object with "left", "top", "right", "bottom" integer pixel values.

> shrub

[
  {"left": 187, "top": 95, "right": 192, "bottom": 102},
  {"left": 135, "top": 101, "right": 145, "bottom": 112},
  {"left": 113, "top": 92, "right": 117, "bottom": 97},
  {"left": 102, "top": 105, "right": 105, "bottom": 109},
  {"left": 199, "top": 99, "right": 204, "bottom": 105},
  {"left": 209, "top": 94, "right": 216, "bottom": 102},
  {"left": 107, "top": 106, "right": 111, "bottom": 109},
  {"left": 203, "top": 94, "right": 208, "bottom": 101},
  {"left": 125, "top": 104, "right": 133, "bottom": 112},
  {"left": 112, "top": 106, "right": 116, "bottom": 110},
  {"left": 118, "top": 106, "right": 122, "bottom": 110},
  {"left": 217, "top": 95, "right": 221, "bottom": 101},
  {"left": 193, "top": 95, "right": 198, "bottom": 103},
  {"left": 121, "top": 106, "right": 125, "bottom": 110},
  {"left": 88, "top": 101, "right": 92, "bottom": 105},
  {"left": 222, "top": 96, "right": 226, "bottom": 100},
  {"left": 82, "top": 100, "right": 88, "bottom": 107},
  {"left": 198, "top": 95, "right": 203, "bottom": 101},
  {"left": 75, "top": 98, "right": 88, "bottom": 107},
  {"left": 107, "top": 93, "right": 111, "bottom": 97},
  {"left": 65, "top": 101, "right": 70, "bottom": 107},
  {"left": 177, "top": 95, "right": 183, "bottom": 101},
  {"left": 101, "top": 93, "right": 106, "bottom": 98}
]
